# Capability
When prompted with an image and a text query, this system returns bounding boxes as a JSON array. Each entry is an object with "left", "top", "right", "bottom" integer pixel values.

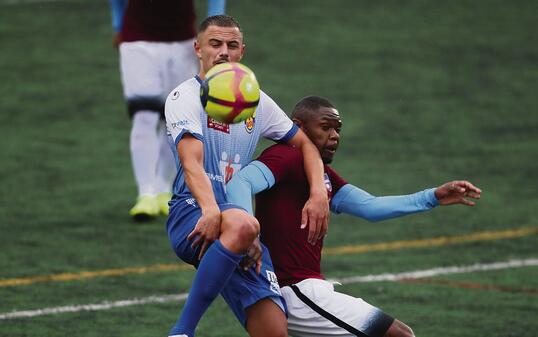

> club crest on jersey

[
  {"left": 207, "top": 116, "right": 229, "bottom": 134},
  {"left": 324, "top": 173, "right": 332, "bottom": 192},
  {"left": 244, "top": 116, "right": 255, "bottom": 133}
]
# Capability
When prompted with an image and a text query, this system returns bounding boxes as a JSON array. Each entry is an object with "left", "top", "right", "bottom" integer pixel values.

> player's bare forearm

[
  {"left": 178, "top": 135, "right": 221, "bottom": 258},
  {"left": 288, "top": 129, "right": 329, "bottom": 244},
  {"left": 288, "top": 129, "right": 326, "bottom": 198},
  {"left": 178, "top": 136, "right": 219, "bottom": 211}
]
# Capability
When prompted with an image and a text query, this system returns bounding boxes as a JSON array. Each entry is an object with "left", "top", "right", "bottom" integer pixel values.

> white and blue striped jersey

[{"left": 165, "top": 76, "right": 298, "bottom": 206}]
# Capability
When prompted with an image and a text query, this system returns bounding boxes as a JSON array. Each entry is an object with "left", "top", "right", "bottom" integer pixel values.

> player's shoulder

[
  {"left": 257, "top": 90, "right": 280, "bottom": 110},
  {"left": 166, "top": 77, "right": 199, "bottom": 103}
]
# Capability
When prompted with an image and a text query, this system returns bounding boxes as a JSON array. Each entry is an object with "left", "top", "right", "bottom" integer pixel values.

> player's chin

[
  {"left": 322, "top": 149, "right": 336, "bottom": 164},
  {"left": 322, "top": 154, "right": 334, "bottom": 164}
]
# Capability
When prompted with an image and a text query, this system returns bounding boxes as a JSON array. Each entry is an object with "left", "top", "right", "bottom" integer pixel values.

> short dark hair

[
  {"left": 291, "top": 95, "right": 335, "bottom": 121},
  {"left": 198, "top": 15, "right": 242, "bottom": 34}
]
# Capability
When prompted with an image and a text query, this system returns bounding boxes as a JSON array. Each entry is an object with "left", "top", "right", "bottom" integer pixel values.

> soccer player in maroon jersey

[
  {"left": 109, "top": 0, "right": 224, "bottom": 220},
  {"left": 227, "top": 95, "right": 481, "bottom": 337}
]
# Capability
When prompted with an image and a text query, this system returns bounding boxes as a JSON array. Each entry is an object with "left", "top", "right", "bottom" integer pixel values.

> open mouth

[
  {"left": 325, "top": 144, "right": 338, "bottom": 153},
  {"left": 325, "top": 148, "right": 336, "bottom": 155}
]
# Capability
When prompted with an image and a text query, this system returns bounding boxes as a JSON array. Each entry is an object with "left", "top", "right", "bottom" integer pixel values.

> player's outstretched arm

[
  {"left": 287, "top": 129, "right": 329, "bottom": 244},
  {"left": 434, "top": 180, "right": 482, "bottom": 206},
  {"left": 331, "top": 180, "right": 481, "bottom": 222},
  {"left": 178, "top": 135, "right": 221, "bottom": 259},
  {"left": 330, "top": 184, "right": 438, "bottom": 222}
]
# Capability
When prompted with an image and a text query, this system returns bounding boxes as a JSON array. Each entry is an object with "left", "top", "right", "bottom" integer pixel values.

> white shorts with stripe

[
  {"left": 281, "top": 278, "right": 394, "bottom": 337},
  {"left": 119, "top": 39, "right": 198, "bottom": 115}
]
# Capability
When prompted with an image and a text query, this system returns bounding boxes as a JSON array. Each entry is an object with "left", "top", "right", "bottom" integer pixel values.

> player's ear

[
  {"left": 239, "top": 44, "right": 246, "bottom": 60},
  {"left": 194, "top": 40, "right": 202, "bottom": 58},
  {"left": 292, "top": 118, "right": 303, "bottom": 128}
]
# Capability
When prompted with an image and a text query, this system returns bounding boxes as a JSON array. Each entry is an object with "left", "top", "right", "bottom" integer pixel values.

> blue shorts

[{"left": 166, "top": 198, "right": 287, "bottom": 326}]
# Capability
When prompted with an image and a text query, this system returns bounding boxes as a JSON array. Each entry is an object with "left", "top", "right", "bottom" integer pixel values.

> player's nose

[
  {"left": 218, "top": 45, "right": 229, "bottom": 57},
  {"left": 329, "top": 129, "right": 340, "bottom": 141}
]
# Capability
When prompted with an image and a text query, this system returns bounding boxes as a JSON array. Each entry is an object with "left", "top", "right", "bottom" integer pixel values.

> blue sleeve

[
  {"left": 109, "top": 0, "right": 127, "bottom": 32},
  {"left": 207, "top": 0, "right": 226, "bottom": 16},
  {"left": 226, "top": 161, "right": 275, "bottom": 215},
  {"left": 330, "top": 184, "right": 439, "bottom": 222}
]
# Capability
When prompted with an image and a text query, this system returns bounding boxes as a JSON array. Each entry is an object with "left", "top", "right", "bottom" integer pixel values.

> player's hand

[
  {"left": 239, "top": 236, "right": 263, "bottom": 274},
  {"left": 187, "top": 207, "right": 222, "bottom": 260},
  {"left": 435, "top": 180, "right": 482, "bottom": 206},
  {"left": 301, "top": 189, "right": 329, "bottom": 245}
]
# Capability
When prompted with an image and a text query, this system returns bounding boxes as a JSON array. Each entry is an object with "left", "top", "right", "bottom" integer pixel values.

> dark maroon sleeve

[
  {"left": 256, "top": 144, "right": 303, "bottom": 183},
  {"left": 325, "top": 165, "right": 348, "bottom": 194}
]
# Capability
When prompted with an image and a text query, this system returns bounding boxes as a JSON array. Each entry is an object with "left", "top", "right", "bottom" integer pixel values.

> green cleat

[
  {"left": 129, "top": 195, "right": 159, "bottom": 221},
  {"left": 156, "top": 192, "right": 173, "bottom": 216}
]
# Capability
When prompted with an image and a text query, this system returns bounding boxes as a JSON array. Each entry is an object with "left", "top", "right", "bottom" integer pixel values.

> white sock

[
  {"left": 130, "top": 111, "right": 160, "bottom": 196},
  {"left": 154, "top": 121, "right": 177, "bottom": 195}
]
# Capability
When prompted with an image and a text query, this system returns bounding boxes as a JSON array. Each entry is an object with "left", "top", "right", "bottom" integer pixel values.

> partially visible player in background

[
  {"left": 109, "top": 0, "right": 225, "bottom": 221},
  {"left": 227, "top": 95, "right": 482, "bottom": 337}
]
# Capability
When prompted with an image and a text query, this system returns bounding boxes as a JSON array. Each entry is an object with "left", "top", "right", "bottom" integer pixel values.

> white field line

[
  {"left": 335, "top": 258, "right": 538, "bottom": 284},
  {"left": 0, "top": 294, "right": 188, "bottom": 320},
  {"left": 1, "top": 258, "right": 536, "bottom": 320}
]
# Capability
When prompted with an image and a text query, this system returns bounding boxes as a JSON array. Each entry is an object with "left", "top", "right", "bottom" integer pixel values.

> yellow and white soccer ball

[{"left": 200, "top": 62, "right": 260, "bottom": 124}]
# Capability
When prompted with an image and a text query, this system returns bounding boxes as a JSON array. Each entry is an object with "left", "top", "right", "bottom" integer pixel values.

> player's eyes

[{"left": 209, "top": 40, "right": 222, "bottom": 47}]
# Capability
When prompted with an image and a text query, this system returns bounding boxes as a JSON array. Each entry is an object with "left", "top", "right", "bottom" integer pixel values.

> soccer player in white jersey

[
  {"left": 109, "top": 0, "right": 226, "bottom": 221},
  {"left": 164, "top": 16, "right": 329, "bottom": 337}
]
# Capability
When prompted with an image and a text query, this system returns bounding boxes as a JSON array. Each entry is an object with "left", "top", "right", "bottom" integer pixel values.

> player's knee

[
  {"left": 221, "top": 211, "right": 259, "bottom": 250},
  {"left": 232, "top": 216, "right": 259, "bottom": 246}
]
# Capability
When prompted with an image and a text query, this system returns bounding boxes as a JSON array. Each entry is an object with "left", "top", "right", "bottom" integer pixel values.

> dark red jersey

[
  {"left": 255, "top": 144, "right": 348, "bottom": 286},
  {"left": 121, "top": 0, "right": 196, "bottom": 43}
]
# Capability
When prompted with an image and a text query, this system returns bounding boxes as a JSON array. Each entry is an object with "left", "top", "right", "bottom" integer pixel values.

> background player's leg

[
  {"left": 154, "top": 120, "right": 175, "bottom": 215},
  {"left": 245, "top": 298, "right": 287, "bottom": 337},
  {"left": 383, "top": 320, "right": 414, "bottom": 337},
  {"left": 119, "top": 42, "right": 162, "bottom": 219},
  {"left": 129, "top": 111, "right": 160, "bottom": 218},
  {"left": 156, "top": 41, "right": 197, "bottom": 216},
  {"left": 130, "top": 111, "right": 160, "bottom": 196}
]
